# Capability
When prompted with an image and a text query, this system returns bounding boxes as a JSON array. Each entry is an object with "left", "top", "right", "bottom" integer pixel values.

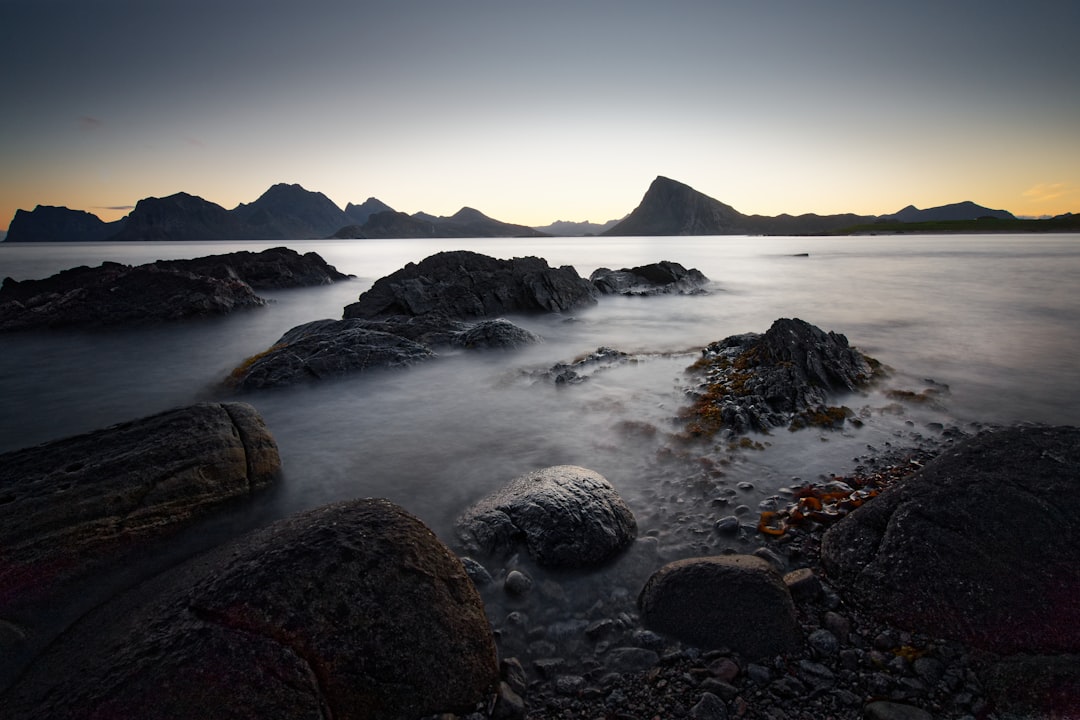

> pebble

[
  {"left": 713, "top": 516, "right": 741, "bottom": 534},
  {"left": 504, "top": 570, "right": 533, "bottom": 596},
  {"left": 689, "top": 691, "right": 728, "bottom": 720},
  {"left": 807, "top": 628, "right": 839, "bottom": 657}
]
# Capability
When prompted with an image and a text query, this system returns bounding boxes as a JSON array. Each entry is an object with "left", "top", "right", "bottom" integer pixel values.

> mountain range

[{"left": 3, "top": 177, "right": 1060, "bottom": 243}]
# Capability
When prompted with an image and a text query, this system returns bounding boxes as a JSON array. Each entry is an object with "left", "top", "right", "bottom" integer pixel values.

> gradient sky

[{"left": 2, "top": 0, "right": 1078, "bottom": 231}]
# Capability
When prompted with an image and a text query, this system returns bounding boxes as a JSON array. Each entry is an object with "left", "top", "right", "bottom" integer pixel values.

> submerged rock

[
  {"left": 590, "top": 260, "right": 708, "bottom": 296},
  {"left": 455, "top": 465, "right": 637, "bottom": 568},
  {"left": 343, "top": 250, "right": 598, "bottom": 320},
  {"left": 680, "top": 317, "right": 877, "bottom": 435},
  {"left": 226, "top": 318, "right": 437, "bottom": 391},
  {"left": 821, "top": 425, "right": 1080, "bottom": 654},
  {"left": 638, "top": 555, "right": 800, "bottom": 660},
  {"left": 4, "top": 499, "right": 499, "bottom": 719},
  {"left": 0, "top": 402, "right": 281, "bottom": 690}
]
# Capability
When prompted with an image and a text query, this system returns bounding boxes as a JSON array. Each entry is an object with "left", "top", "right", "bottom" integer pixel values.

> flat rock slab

[
  {"left": 638, "top": 555, "right": 799, "bottom": 660},
  {"left": 821, "top": 425, "right": 1080, "bottom": 654},
  {"left": 455, "top": 465, "right": 637, "bottom": 568},
  {"left": 3, "top": 499, "right": 499, "bottom": 720},
  {"left": 0, "top": 402, "right": 281, "bottom": 688}
]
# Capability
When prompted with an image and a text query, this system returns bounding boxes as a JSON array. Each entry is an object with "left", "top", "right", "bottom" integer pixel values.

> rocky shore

[{"left": 1, "top": 249, "right": 1077, "bottom": 719}]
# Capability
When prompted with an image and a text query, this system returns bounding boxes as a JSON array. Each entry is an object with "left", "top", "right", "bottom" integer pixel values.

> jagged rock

[
  {"left": 590, "top": 261, "right": 708, "bottom": 295},
  {"left": 0, "top": 262, "right": 265, "bottom": 330},
  {"left": 0, "top": 402, "right": 281, "bottom": 690},
  {"left": 343, "top": 250, "right": 598, "bottom": 320},
  {"left": 455, "top": 465, "right": 637, "bottom": 568},
  {"left": 680, "top": 318, "right": 876, "bottom": 435},
  {"left": 821, "top": 425, "right": 1080, "bottom": 654},
  {"left": 638, "top": 555, "right": 800, "bottom": 659},
  {"left": 155, "top": 246, "right": 351, "bottom": 288},
  {"left": 540, "top": 346, "right": 632, "bottom": 385},
  {"left": 226, "top": 318, "right": 437, "bottom": 391},
  {"left": 3, "top": 499, "right": 499, "bottom": 719}
]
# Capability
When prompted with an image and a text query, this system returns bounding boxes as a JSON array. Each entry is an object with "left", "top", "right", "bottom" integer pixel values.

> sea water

[{"left": 1, "top": 234, "right": 1078, "bottom": 544}]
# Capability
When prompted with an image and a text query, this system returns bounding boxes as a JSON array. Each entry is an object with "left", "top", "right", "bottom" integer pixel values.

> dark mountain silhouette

[
  {"left": 6, "top": 206, "right": 125, "bottom": 243},
  {"left": 231, "top": 183, "right": 349, "bottom": 239},
  {"left": 344, "top": 197, "right": 395, "bottom": 225},
  {"left": 532, "top": 218, "right": 622, "bottom": 236},
  {"left": 333, "top": 207, "right": 548, "bottom": 239},
  {"left": 109, "top": 193, "right": 243, "bottom": 242},
  {"left": 603, "top": 176, "right": 874, "bottom": 236},
  {"left": 884, "top": 201, "right": 1015, "bottom": 223}
]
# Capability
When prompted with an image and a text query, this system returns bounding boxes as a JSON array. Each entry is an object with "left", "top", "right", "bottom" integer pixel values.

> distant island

[{"left": 4, "top": 178, "right": 1077, "bottom": 242}]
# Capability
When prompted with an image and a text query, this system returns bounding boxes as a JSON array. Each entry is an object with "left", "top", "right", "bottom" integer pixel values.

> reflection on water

[{"left": 2, "top": 234, "right": 1079, "bottom": 545}]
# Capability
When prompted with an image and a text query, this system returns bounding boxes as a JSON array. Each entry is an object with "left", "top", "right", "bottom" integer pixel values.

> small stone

[
  {"left": 863, "top": 700, "right": 933, "bottom": 720},
  {"left": 698, "top": 678, "right": 738, "bottom": 702},
  {"left": 714, "top": 516, "right": 741, "bottom": 535},
  {"left": 822, "top": 611, "right": 851, "bottom": 642},
  {"left": 783, "top": 567, "right": 822, "bottom": 601},
  {"left": 585, "top": 618, "right": 617, "bottom": 639},
  {"left": 500, "top": 657, "right": 527, "bottom": 696},
  {"left": 459, "top": 557, "right": 493, "bottom": 586},
  {"left": 746, "top": 663, "right": 771, "bottom": 685},
  {"left": 606, "top": 647, "right": 660, "bottom": 673},
  {"left": 690, "top": 691, "right": 729, "bottom": 720},
  {"left": 532, "top": 658, "right": 565, "bottom": 678},
  {"left": 708, "top": 657, "right": 740, "bottom": 683},
  {"left": 554, "top": 675, "right": 585, "bottom": 696},
  {"left": 504, "top": 570, "right": 533, "bottom": 596},
  {"left": 807, "top": 628, "right": 839, "bottom": 657},
  {"left": 797, "top": 659, "right": 835, "bottom": 691},
  {"left": 913, "top": 656, "right": 945, "bottom": 685},
  {"left": 491, "top": 681, "right": 527, "bottom": 720}
]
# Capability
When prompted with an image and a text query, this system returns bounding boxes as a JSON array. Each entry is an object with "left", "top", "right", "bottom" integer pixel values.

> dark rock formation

[
  {"left": 540, "top": 346, "right": 633, "bottom": 385},
  {"left": 344, "top": 250, "right": 598, "bottom": 320},
  {"left": 0, "top": 262, "right": 265, "bottom": 331},
  {"left": 638, "top": 555, "right": 799, "bottom": 659},
  {"left": 455, "top": 465, "right": 637, "bottom": 568},
  {"left": 226, "top": 318, "right": 438, "bottom": 391},
  {"left": 590, "top": 260, "right": 708, "bottom": 295},
  {"left": 452, "top": 318, "right": 541, "bottom": 350},
  {"left": 0, "top": 402, "right": 280, "bottom": 689},
  {"left": 4, "top": 499, "right": 499, "bottom": 719},
  {"left": 680, "top": 318, "right": 876, "bottom": 436},
  {"left": 821, "top": 425, "right": 1080, "bottom": 655},
  {"left": 155, "top": 246, "right": 352, "bottom": 288},
  {"left": 4, "top": 205, "right": 124, "bottom": 243},
  {"left": 231, "top": 183, "right": 349, "bottom": 239}
]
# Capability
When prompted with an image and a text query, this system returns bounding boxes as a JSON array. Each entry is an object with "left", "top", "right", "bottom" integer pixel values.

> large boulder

[
  {"left": 0, "top": 402, "right": 281, "bottom": 689},
  {"left": 0, "top": 262, "right": 265, "bottom": 331},
  {"left": 638, "top": 555, "right": 800, "bottom": 659},
  {"left": 343, "top": 250, "right": 598, "bottom": 320},
  {"left": 821, "top": 425, "right": 1080, "bottom": 654},
  {"left": 590, "top": 260, "right": 708, "bottom": 296},
  {"left": 4, "top": 499, "right": 499, "bottom": 719},
  {"left": 226, "top": 318, "right": 438, "bottom": 391},
  {"left": 455, "top": 465, "right": 637, "bottom": 568},
  {"left": 681, "top": 317, "right": 876, "bottom": 436}
]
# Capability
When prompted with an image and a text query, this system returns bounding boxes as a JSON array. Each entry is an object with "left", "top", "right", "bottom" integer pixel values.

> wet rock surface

[
  {"left": 4, "top": 499, "right": 499, "bottom": 720},
  {"left": 343, "top": 250, "right": 598, "bottom": 320},
  {"left": 680, "top": 317, "right": 878, "bottom": 436},
  {"left": 455, "top": 465, "right": 637, "bottom": 569},
  {"left": 0, "top": 402, "right": 281, "bottom": 690},
  {"left": 590, "top": 260, "right": 709, "bottom": 296},
  {"left": 638, "top": 555, "right": 799, "bottom": 659},
  {"left": 0, "top": 247, "right": 350, "bottom": 331},
  {"left": 821, "top": 424, "right": 1080, "bottom": 655}
]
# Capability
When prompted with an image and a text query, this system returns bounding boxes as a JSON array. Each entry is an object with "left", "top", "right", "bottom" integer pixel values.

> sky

[{"left": 2, "top": 0, "right": 1079, "bottom": 231}]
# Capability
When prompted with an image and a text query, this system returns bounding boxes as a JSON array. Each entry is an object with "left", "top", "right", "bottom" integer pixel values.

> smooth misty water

[{"left": 2, "top": 234, "right": 1079, "bottom": 548}]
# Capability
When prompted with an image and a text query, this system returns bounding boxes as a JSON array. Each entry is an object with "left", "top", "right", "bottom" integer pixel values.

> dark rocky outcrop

[
  {"left": 680, "top": 318, "right": 876, "bottom": 436},
  {"left": 0, "top": 262, "right": 265, "bottom": 330},
  {"left": 5, "top": 205, "right": 125, "bottom": 243},
  {"left": 638, "top": 555, "right": 799, "bottom": 659},
  {"left": 0, "top": 402, "right": 281, "bottom": 689},
  {"left": 453, "top": 318, "right": 541, "bottom": 350},
  {"left": 4, "top": 499, "right": 499, "bottom": 719},
  {"left": 590, "top": 260, "right": 709, "bottom": 296},
  {"left": 343, "top": 250, "right": 598, "bottom": 320},
  {"left": 155, "top": 245, "right": 352, "bottom": 288},
  {"left": 821, "top": 425, "right": 1080, "bottom": 655},
  {"left": 226, "top": 318, "right": 438, "bottom": 391},
  {"left": 455, "top": 465, "right": 637, "bottom": 568}
]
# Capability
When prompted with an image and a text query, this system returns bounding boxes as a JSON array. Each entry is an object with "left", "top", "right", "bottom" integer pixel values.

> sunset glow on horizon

[{"left": 2, "top": 0, "right": 1078, "bottom": 232}]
